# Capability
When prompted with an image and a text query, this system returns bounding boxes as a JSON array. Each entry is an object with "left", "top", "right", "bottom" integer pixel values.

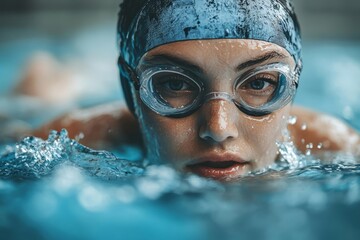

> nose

[{"left": 199, "top": 99, "right": 239, "bottom": 143}]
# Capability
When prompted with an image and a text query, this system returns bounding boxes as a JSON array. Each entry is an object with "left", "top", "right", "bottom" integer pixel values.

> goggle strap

[
  {"left": 118, "top": 56, "right": 141, "bottom": 90},
  {"left": 294, "top": 60, "right": 302, "bottom": 88}
]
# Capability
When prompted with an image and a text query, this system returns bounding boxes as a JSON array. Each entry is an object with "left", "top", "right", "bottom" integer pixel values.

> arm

[
  {"left": 289, "top": 106, "right": 360, "bottom": 156},
  {"left": 33, "top": 102, "right": 144, "bottom": 151}
]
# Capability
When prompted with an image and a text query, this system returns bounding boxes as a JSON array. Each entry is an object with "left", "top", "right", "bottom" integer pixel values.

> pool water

[
  {"left": 1, "top": 129, "right": 360, "bottom": 240},
  {"left": 0, "top": 129, "right": 359, "bottom": 240},
  {"left": 1, "top": 24, "right": 360, "bottom": 239}
]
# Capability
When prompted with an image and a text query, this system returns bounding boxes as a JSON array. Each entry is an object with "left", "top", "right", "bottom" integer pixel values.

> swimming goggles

[{"left": 119, "top": 57, "right": 299, "bottom": 117}]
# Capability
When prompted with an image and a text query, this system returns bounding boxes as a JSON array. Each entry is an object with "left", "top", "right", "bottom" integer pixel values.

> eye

[
  {"left": 151, "top": 71, "right": 201, "bottom": 108},
  {"left": 235, "top": 72, "right": 281, "bottom": 108},
  {"left": 239, "top": 73, "right": 278, "bottom": 94},
  {"left": 248, "top": 79, "right": 271, "bottom": 90},
  {"left": 153, "top": 72, "right": 198, "bottom": 93},
  {"left": 162, "top": 78, "right": 192, "bottom": 91}
]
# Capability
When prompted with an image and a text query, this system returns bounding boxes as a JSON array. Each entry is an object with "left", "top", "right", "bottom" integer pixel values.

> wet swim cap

[{"left": 117, "top": 0, "right": 302, "bottom": 113}]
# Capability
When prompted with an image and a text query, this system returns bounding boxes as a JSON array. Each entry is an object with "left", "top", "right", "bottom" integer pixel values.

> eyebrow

[
  {"left": 236, "top": 51, "right": 287, "bottom": 71},
  {"left": 142, "top": 51, "right": 287, "bottom": 73},
  {"left": 142, "top": 54, "right": 204, "bottom": 74}
]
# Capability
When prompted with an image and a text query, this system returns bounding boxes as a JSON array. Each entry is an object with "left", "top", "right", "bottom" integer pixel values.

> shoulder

[
  {"left": 33, "top": 101, "right": 143, "bottom": 150},
  {"left": 288, "top": 105, "right": 360, "bottom": 155}
]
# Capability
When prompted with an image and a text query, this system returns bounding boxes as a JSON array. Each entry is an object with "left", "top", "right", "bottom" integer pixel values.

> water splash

[
  {"left": 273, "top": 127, "right": 307, "bottom": 170},
  {"left": 1, "top": 130, "right": 360, "bottom": 240},
  {"left": 0, "top": 129, "right": 144, "bottom": 180},
  {"left": 276, "top": 140, "right": 301, "bottom": 169}
]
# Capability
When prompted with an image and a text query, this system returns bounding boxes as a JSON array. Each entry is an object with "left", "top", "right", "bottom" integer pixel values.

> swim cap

[{"left": 117, "top": 0, "right": 302, "bottom": 113}]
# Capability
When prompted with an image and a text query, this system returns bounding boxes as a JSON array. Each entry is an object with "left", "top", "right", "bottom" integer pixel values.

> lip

[{"left": 185, "top": 152, "right": 251, "bottom": 181}]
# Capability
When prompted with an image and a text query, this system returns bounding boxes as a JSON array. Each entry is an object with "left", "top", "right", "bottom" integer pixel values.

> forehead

[{"left": 141, "top": 39, "right": 295, "bottom": 67}]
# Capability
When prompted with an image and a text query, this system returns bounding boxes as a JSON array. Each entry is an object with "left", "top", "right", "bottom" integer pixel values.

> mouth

[{"left": 185, "top": 155, "right": 251, "bottom": 181}]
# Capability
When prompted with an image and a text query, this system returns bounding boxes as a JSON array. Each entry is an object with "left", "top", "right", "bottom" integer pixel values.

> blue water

[
  {"left": 1, "top": 129, "right": 359, "bottom": 240},
  {"left": 1, "top": 24, "right": 360, "bottom": 239}
]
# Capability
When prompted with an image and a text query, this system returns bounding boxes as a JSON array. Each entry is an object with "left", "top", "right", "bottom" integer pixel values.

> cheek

[
  {"left": 137, "top": 101, "right": 196, "bottom": 162},
  {"left": 242, "top": 107, "right": 290, "bottom": 156}
]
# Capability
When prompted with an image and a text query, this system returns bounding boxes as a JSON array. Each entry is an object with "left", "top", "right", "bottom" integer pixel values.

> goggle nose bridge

[{"left": 203, "top": 92, "right": 234, "bottom": 103}]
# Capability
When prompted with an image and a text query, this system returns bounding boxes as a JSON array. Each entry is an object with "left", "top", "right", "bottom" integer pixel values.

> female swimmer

[{"left": 33, "top": 0, "right": 360, "bottom": 181}]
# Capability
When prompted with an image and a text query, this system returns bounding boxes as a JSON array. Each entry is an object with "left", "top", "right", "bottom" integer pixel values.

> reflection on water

[{"left": 0, "top": 130, "right": 359, "bottom": 240}]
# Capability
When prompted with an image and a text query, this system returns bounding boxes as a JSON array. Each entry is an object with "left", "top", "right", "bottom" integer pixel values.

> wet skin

[
  {"left": 133, "top": 39, "right": 296, "bottom": 181},
  {"left": 30, "top": 41, "right": 360, "bottom": 182}
]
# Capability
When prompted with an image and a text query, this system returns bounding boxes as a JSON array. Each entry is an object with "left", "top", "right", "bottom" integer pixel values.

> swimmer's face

[{"left": 134, "top": 39, "right": 296, "bottom": 181}]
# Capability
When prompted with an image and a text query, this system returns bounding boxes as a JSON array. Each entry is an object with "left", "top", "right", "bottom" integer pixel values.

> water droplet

[
  {"left": 306, "top": 143, "right": 313, "bottom": 149},
  {"left": 281, "top": 129, "right": 291, "bottom": 142},
  {"left": 75, "top": 132, "right": 85, "bottom": 141},
  {"left": 301, "top": 123, "right": 307, "bottom": 131},
  {"left": 288, "top": 116, "right": 297, "bottom": 125}
]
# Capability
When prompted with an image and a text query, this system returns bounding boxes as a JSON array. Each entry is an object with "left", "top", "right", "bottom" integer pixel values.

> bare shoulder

[
  {"left": 33, "top": 101, "right": 143, "bottom": 150},
  {"left": 288, "top": 105, "right": 360, "bottom": 155}
]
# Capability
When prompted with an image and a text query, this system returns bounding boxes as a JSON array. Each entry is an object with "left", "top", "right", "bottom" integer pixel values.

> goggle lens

[
  {"left": 150, "top": 71, "right": 201, "bottom": 109},
  {"left": 139, "top": 63, "right": 296, "bottom": 117},
  {"left": 235, "top": 71, "right": 287, "bottom": 108}
]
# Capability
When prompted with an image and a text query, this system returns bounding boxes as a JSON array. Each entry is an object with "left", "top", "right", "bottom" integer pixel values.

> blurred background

[
  {"left": 1, "top": 0, "right": 360, "bottom": 40},
  {"left": 0, "top": 0, "right": 360, "bottom": 140}
]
